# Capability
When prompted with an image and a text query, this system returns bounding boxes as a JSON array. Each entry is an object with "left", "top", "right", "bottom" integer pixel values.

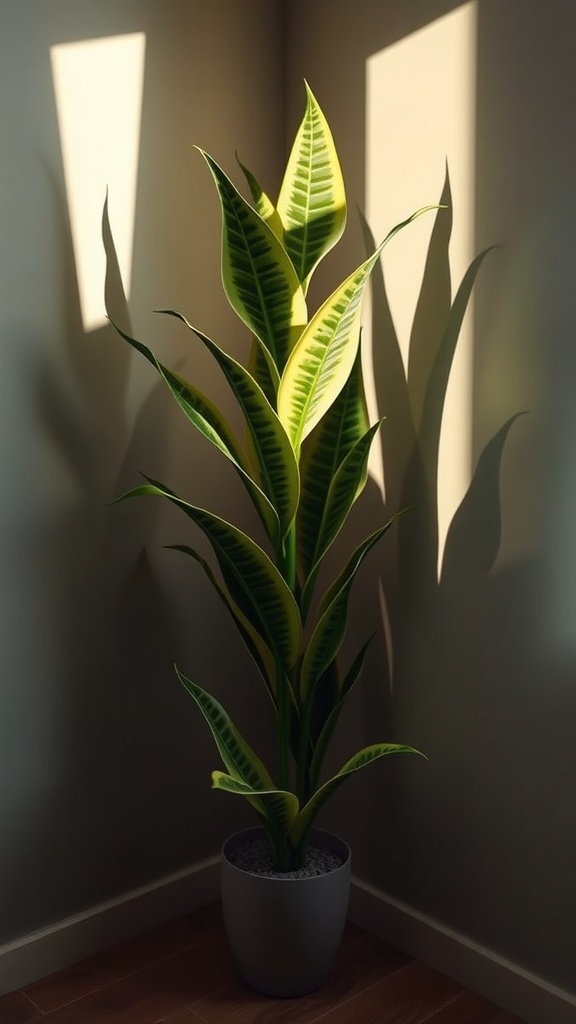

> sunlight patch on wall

[
  {"left": 365, "top": 2, "right": 477, "bottom": 570},
  {"left": 51, "top": 33, "right": 146, "bottom": 332}
]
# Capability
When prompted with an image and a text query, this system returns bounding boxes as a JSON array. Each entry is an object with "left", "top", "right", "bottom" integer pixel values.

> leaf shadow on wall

[
  {"left": 0, "top": 173, "right": 198, "bottom": 942},
  {"left": 353, "top": 168, "right": 527, "bottom": 915}
]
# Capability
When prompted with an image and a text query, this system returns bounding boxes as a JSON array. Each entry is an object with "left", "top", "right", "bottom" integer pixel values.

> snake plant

[{"left": 109, "top": 83, "right": 428, "bottom": 870}]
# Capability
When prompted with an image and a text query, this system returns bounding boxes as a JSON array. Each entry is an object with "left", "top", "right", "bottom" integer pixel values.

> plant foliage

[{"left": 107, "top": 82, "right": 427, "bottom": 870}]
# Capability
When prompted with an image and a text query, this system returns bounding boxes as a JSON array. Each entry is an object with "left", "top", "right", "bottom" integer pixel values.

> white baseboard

[
  {"left": 0, "top": 855, "right": 220, "bottom": 997},
  {"left": 2, "top": 860, "right": 574, "bottom": 1024},
  {"left": 349, "top": 876, "right": 576, "bottom": 1024}
]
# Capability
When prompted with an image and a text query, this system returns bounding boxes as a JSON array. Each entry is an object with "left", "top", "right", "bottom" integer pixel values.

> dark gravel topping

[{"left": 227, "top": 838, "right": 343, "bottom": 878}]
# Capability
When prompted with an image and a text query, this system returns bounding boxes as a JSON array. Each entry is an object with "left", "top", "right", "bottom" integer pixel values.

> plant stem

[
  {"left": 277, "top": 521, "right": 297, "bottom": 790},
  {"left": 296, "top": 693, "right": 313, "bottom": 804},
  {"left": 276, "top": 658, "right": 290, "bottom": 791}
]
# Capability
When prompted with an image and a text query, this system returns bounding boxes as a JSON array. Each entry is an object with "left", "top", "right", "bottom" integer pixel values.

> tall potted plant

[{"left": 107, "top": 83, "right": 427, "bottom": 997}]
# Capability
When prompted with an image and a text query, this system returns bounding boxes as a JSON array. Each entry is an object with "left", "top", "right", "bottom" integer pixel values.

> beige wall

[
  {"left": 2, "top": 0, "right": 575, "bottom": 1004},
  {"left": 0, "top": 0, "right": 284, "bottom": 945},
  {"left": 286, "top": 0, "right": 576, "bottom": 996}
]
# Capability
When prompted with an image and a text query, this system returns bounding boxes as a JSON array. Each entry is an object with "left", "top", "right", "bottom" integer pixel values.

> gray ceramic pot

[{"left": 221, "top": 826, "right": 351, "bottom": 998}]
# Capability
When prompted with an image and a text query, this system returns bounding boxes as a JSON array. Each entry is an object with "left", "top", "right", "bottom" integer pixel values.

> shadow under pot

[{"left": 220, "top": 826, "right": 351, "bottom": 998}]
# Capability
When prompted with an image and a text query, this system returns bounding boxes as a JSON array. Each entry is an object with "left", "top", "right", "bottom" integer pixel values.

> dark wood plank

[
  {"left": 2, "top": 910, "right": 532, "bottom": 1024},
  {"left": 424, "top": 990, "right": 505, "bottom": 1022},
  {"left": 490, "top": 1014, "right": 528, "bottom": 1023},
  {"left": 23, "top": 903, "right": 224, "bottom": 1013},
  {"left": 309, "top": 960, "right": 462, "bottom": 1024},
  {"left": 157, "top": 1011, "right": 207, "bottom": 1023},
  {"left": 191, "top": 933, "right": 411, "bottom": 1023},
  {"left": 0, "top": 990, "right": 42, "bottom": 1024},
  {"left": 36, "top": 933, "right": 236, "bottom": 1024}
]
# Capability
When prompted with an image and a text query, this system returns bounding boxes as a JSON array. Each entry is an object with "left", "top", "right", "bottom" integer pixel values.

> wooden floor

[{"left": 0, "top": 902, "right": 528, "bottom": 1024}]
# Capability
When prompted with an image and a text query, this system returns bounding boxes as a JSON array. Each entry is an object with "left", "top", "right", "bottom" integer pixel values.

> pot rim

[{"left": 221, "top": 825, "right": 351, "bottom": 881}]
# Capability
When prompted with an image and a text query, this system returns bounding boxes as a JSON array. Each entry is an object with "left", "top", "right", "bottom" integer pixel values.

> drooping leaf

[
  {"left": 107, "top": 318, "right": 280, "bottom": 545},
  {"left": 290, "top": 742, "right": 425, "bottom": 849},
  {"left": 297, "top": 345, "right": 369, "bottom": 579},
  {"left": 156, "top": 310, "right": 300, "bottom": 542},
  {"left": 167, "top": 544, "right": 277, "bottom": 699},
  {"left": 277, "top": 81, "right": 346, "bottom": 290},
  {"left": 118, "top": 478, "right": 302, "bottom": 673},
  {"left": 278, "top": 208, "right": 436, "bottom": 452},
  {"left": 212, "top": 772, "right": 299, "bottom": 837},
  {"left": 199, "top": 149, "right": 307, "bottom": 374},
  {"left": 176, "top": 669, "right": 275, "bottom": 788}
]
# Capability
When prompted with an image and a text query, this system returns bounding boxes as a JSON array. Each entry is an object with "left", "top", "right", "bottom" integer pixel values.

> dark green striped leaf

[
  {"left": 300, "top": 420, "right": 383, "bottom": 616},
  {"left": 290, "top": 742, "right": 425, "bottom": 849},
  {"left": 212, "top": 771, "right": 299, "bottom": 839},
  {"left": 157, "top": 310, "right": 299, "bottom": 542},
  {"left": 119, "top": 478, "right": 302, "bottom": 673},
  {"left": 200, "top": 149, "right": 307, "bottom": 373},
  {"left": 308, "top": 637, "right": 374, "bottom": 791},
  {"left": 176, "top": 670, "right": 275, "bottom": 788},
  {"left": 298, "top": 345, "right": 369, "bottom": 579},
  {"left": 300, "top": 524, "right": 394, "bottom": 702},
  {"left": 167, "top": 544, "right": 277, "bottom": 699},
  {"left": 107, "top": 318, "right": 279, "bottom": 545}
]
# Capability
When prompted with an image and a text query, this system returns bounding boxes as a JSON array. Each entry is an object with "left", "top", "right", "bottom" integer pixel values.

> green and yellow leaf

[
  {"left": 167, "top": 544, "right": 277, "bottom": 699},
  {"left": 277, "top": 81, "right": 346, "bottom": 290},
  {"left": 212, "top": 771, "right": 299, "bottom": 838},
  {"left": 236, "top": 155, "right": 284, "bottom": 241},
  {"left": 157, "top": 310, "right": 300, "bottom": 542},
  {"left": 277, "top": 208, "right": 434, "bottom": 452},
  {"left": 176, "top": 670, "right": 275, "bottom": 788},
  {"left": 299, "top": 523, "right": 394, "bottom": 702},
  {"left": 200, "top": 149, "right": 307, "bottom": 373},
  {"left": 308, "top": 637, "right": 374, "bottom": 791},
  {"left": 290, "top": 742, "right": 425, "bottom": 849},
  {"left": 297, "top": 345, "right": 369, "bottom": 580},
  {"left": 119, "top": 478, "right": 302, "bottom": 673},
  {"left": 300, "top": 420, "right": 384, "bottom": 617},
  {"left": 107, "top": 318, "right": 280, "bottom": 545}
]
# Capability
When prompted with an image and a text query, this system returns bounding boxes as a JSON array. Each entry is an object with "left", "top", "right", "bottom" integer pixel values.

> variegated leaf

[
  {"left": 199, "top": 149, "right": 307, "bottom": 373},
  {"left": 277, "top": 81, "right": 346, "bottom": 290},
  {"left": 290, "top": 742, "right": 425, "bottom": 849},
  {"left": 167, "top": 544, "right": 277, "bottom": 699},
  {"left": 108, "top": 318, "right": 279, "bottom": 545},
  {"left": 299, "top": 524, "right": 394, "bottom": 702},
  {"left": 236, "top": 155, "right": 285, "bottom": 241},
  {"left": 176, "top": 670, "right": 275, "bottom": 788},
  {"left": 119, "top": 478, "right": 302, "bottom": 673},
  {"left": 212, "top": 771, "right": 299, "bottom": 837},
  {"left": 300, "top": 420, "right": 384, "bottom": 617},
  {"left": 277, "top": 208, "right": 434, "bottom": 452},
  {"left": 308, "top": 637, "right": 374, "bottom": 792},
  {"left": 157, "top": 310, "right": 300, "bottom": 542},
  {"left": 297, "top": 346, "right": 369, "bottom": 576}
]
